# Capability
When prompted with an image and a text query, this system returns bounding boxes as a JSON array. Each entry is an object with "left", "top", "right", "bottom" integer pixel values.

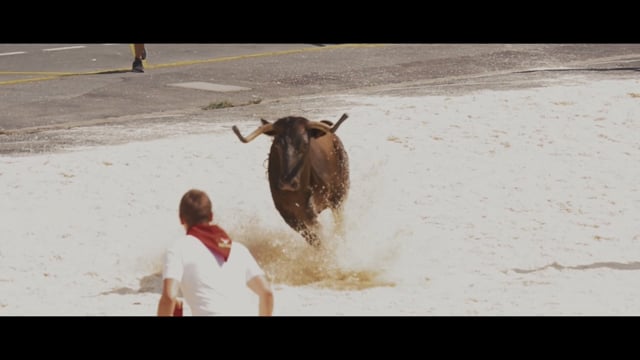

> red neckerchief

[{"left": 187, "top": 223, "right": 232, "bottom": 262}]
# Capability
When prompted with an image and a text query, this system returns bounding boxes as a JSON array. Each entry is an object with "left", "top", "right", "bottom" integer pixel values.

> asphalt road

[{"left": 1, "top": 43, "right": 639, "bottom": 153}]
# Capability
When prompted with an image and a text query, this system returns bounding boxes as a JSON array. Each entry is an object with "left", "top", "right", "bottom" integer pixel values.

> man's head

[{"left": 179, "top": 189, "right": 213, "bottom": 229}]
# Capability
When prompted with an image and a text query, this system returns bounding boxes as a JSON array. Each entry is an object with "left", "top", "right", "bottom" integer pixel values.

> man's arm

[
  {"left": 247, "top": 275, "right": 274, "bottom": 316},
  {"left": 157, "top": 278, "right": 181, "bottom": 316}
]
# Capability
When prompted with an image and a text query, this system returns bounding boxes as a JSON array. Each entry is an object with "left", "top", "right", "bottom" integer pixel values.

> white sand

[{"left": 1, "top": 73, "right": 639, "bottom": 315}]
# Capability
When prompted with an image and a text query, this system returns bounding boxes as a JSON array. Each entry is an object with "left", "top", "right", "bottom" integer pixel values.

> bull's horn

[
  {"left": 330, "top": 113, "right": 348, "bottom": 133},
  {"left": 309, "top": 113, "right": 349, "bottom": 134},
  {"left": 232, "top": 123, "right": 273, "bottom": 143}
]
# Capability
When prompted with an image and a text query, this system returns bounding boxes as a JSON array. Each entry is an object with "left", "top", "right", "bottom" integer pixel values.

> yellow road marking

[
  {"left": 147, "top": 43, "right": 383, "bottom": 69},
  {"left": 0, "top": 44, "right": 385, "bottom": 86}
]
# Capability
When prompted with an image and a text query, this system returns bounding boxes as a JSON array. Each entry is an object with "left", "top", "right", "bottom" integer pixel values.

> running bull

[{"left": 232, "top": 113, "right": 350, "bottom": 246}]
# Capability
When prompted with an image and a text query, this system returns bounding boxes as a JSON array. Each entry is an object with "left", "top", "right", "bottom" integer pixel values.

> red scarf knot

[{"left": 187, "top": 223, "right": 232, "bottom": 262}]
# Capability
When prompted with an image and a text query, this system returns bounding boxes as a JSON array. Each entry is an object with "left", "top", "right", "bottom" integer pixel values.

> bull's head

[{"left": 232, "top": 113, "right": 348, "bottom": 191}]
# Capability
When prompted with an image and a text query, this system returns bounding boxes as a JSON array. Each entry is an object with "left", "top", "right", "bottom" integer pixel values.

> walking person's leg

[{"left": 132, "top": 44, "right": 146, "bottom": 73}]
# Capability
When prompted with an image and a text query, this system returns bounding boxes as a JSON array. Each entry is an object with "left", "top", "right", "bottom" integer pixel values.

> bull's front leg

[
  {"left": 302, "top": 196, "right": 325, "bottom": 247},
  {"left": 289, "top": 217, "right": 321, "bottom": 247},
  {"left": 300, "top": 228, "right": 321, "bottom": 247},
  {"left": 277, "top": 205, "right": 321, "bottom": 247}
]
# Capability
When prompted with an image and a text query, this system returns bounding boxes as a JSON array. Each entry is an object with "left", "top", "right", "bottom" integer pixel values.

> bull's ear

[
  {"left": 307, "top": 120, "right": 333, "bottom": 138},
  {"left": 308, "top": 129, "right": 329, "bottom": 138},
  {"left": 310, "top": 120, "right": 334, "bottom": 137}
]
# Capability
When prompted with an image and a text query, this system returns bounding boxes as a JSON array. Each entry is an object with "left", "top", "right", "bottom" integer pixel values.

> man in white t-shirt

[{"left": 157, "top": 189, "right": 274, "bottom": 316}]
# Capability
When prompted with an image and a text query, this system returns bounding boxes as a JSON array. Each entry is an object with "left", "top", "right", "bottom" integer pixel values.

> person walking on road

[{"left": 132, "top": 44, "right": 146, "bottom": 73}]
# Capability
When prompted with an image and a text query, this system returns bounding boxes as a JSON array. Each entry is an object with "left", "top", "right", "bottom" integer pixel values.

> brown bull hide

[{"left": 232, "top": 114, "right": 349, "bottom": 246}]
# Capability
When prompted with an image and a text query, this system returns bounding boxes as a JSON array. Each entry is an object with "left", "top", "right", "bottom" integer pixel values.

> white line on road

[
  {"left": 0, "top": 52, "right": 27, "bottom": 56},
  {"left": 42, "top": 46, "right": 86, "bottom": 52}
]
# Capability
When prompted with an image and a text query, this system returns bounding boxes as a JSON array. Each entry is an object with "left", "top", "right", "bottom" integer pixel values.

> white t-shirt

[{"left": 162, "top": 235, "right": 265, "bottom": 316}]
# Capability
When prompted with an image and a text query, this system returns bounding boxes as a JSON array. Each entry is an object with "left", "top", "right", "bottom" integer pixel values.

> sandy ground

[{"left": 1, "top": 71, "right": 639, "bottom": 316}]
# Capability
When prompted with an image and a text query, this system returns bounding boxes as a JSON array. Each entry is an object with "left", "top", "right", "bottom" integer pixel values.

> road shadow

[{"left": 93, "top": 69, "right": 132, "bottom": 75}]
